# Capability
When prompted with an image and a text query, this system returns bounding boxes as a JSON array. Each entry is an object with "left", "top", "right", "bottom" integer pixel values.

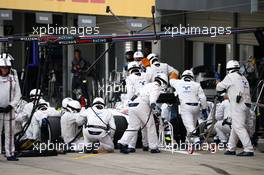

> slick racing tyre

[
  {"left": 113, "top": 115, "right": 128, "bottom": 147},
  {"left": 41, "top": 116, "right": 61, "bottom": 142}
]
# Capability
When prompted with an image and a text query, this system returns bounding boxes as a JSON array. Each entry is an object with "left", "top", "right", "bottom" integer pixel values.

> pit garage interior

[{"left": 0, "top": 0, "right": 264, "bottom": 175}]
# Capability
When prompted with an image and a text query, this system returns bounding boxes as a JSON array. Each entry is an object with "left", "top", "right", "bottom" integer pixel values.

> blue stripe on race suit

[
  {"left": 88, "top": 130, "right": 102, "bottom": 135},
  {"left": 128, "top": 103, "right": 139, "bottom": 107},
  {"left": 9, "top": 76, "right": 13, "bottom": 156},
  {"left": 185, "top": 103, "right": 199, "bottom": 106},
  {"left": 9, "top": 113, "right": 13, "bottom": 156},
  {"left": 86, "top": 125, "right": 108, "bottom": 131}
]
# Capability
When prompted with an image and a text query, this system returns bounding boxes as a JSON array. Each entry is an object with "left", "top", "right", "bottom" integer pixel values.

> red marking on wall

[
  {"left": 46, "top": 0, "right": 105, "bottom": 4},
  {"left": 90, "top": 0, "right": 105, "bottom": 3},
  {"left": 72, "top": 0, "right": 89, "bottom": 2}
]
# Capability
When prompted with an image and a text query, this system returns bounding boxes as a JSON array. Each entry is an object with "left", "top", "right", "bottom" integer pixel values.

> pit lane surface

[{"left": 0, "top": 149, "right": 263, "bottom": 175}]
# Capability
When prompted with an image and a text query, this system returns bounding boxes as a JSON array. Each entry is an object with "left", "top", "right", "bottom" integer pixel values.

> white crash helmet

[
  {"left": 30, "top": 89, "right": 42, "bottom": 100},
  {"left": 92, "top": 97, "right": 105, "bottom": 109},
  {"left": 147, "top": 53, "right": 159, "bottom": 65},
  {"left": 36, "top": 99, "right": 49, "bottom": 111},
  {"left": 0, "top": 53, "right": 14, "bottom": 60},
  {"left": 154, "top": 73, "right": 168, "bottom": 87},
  {"left": 226, "top": 60, "right": 240, "bottom": 74},
  {"left": 62, "top": 97, "right": 73, "bottom": 109},
  {"left": 182, "top": 70, "right": 194, "bottom": 81},
  {"left": 127, "top": 61, "right": 140, "bottom": 75},
  {"left": 0, "top": 53, "right": 13, "bottom": 67},
  {"left": 0, "top": 58, "right": 12, "bottom": 67},
  {"left": 0, "top": 53, "right": 14, "bottom": 62},
  {"left": 67, "top": 100, "right": 81, "bottom": 113},
  {"left": 133, "top": 51, "right": 144, "bottom": 61}
]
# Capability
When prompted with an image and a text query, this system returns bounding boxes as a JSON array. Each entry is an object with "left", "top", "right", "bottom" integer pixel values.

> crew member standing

[
  {"left": 71, "top": 49, "right": 90, "bottom": 101},
  {"left": 0, "top": 53, "right": 21, "bottom": 161},
  {"left": 216, "top": 60, "right": 254, "bottom": 157},
  {"left": 170, "top": 70, "right": 207, "bottom": 144},
  {"left": 118, "top": 73, "right": 168, "bottom": 154}
]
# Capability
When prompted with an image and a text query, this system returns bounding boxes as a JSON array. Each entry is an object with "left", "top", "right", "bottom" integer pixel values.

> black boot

[
  {"left": 7, "top": 156, "right": 19, "bottom": 161},
  {"left": 142, "top": 146, "right": 149, "bottom": 151},
  {"left": 128, "top": 148, "right": 136, "bottom": 153},
  {"left": 150, "top": 149, "right": 160, "bottom": 153},
  {"left": 224, "top": 150, "right": 236, "bottom": 155},
  {"left": 236, "top": 151, "right": 254, "bottom": 157},
  {"left": 119, "top": 144, "right": 129, "bottom": 154}
]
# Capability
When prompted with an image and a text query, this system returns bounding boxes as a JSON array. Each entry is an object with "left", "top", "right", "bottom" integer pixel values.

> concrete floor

[{"left": 0, "top": 149, "right": 264, "bottom": 175}]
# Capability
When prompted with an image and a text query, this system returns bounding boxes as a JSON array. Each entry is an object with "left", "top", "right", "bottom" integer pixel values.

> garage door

[{"left": 238, "top": 12, "right": 264, "bottom": 45}]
